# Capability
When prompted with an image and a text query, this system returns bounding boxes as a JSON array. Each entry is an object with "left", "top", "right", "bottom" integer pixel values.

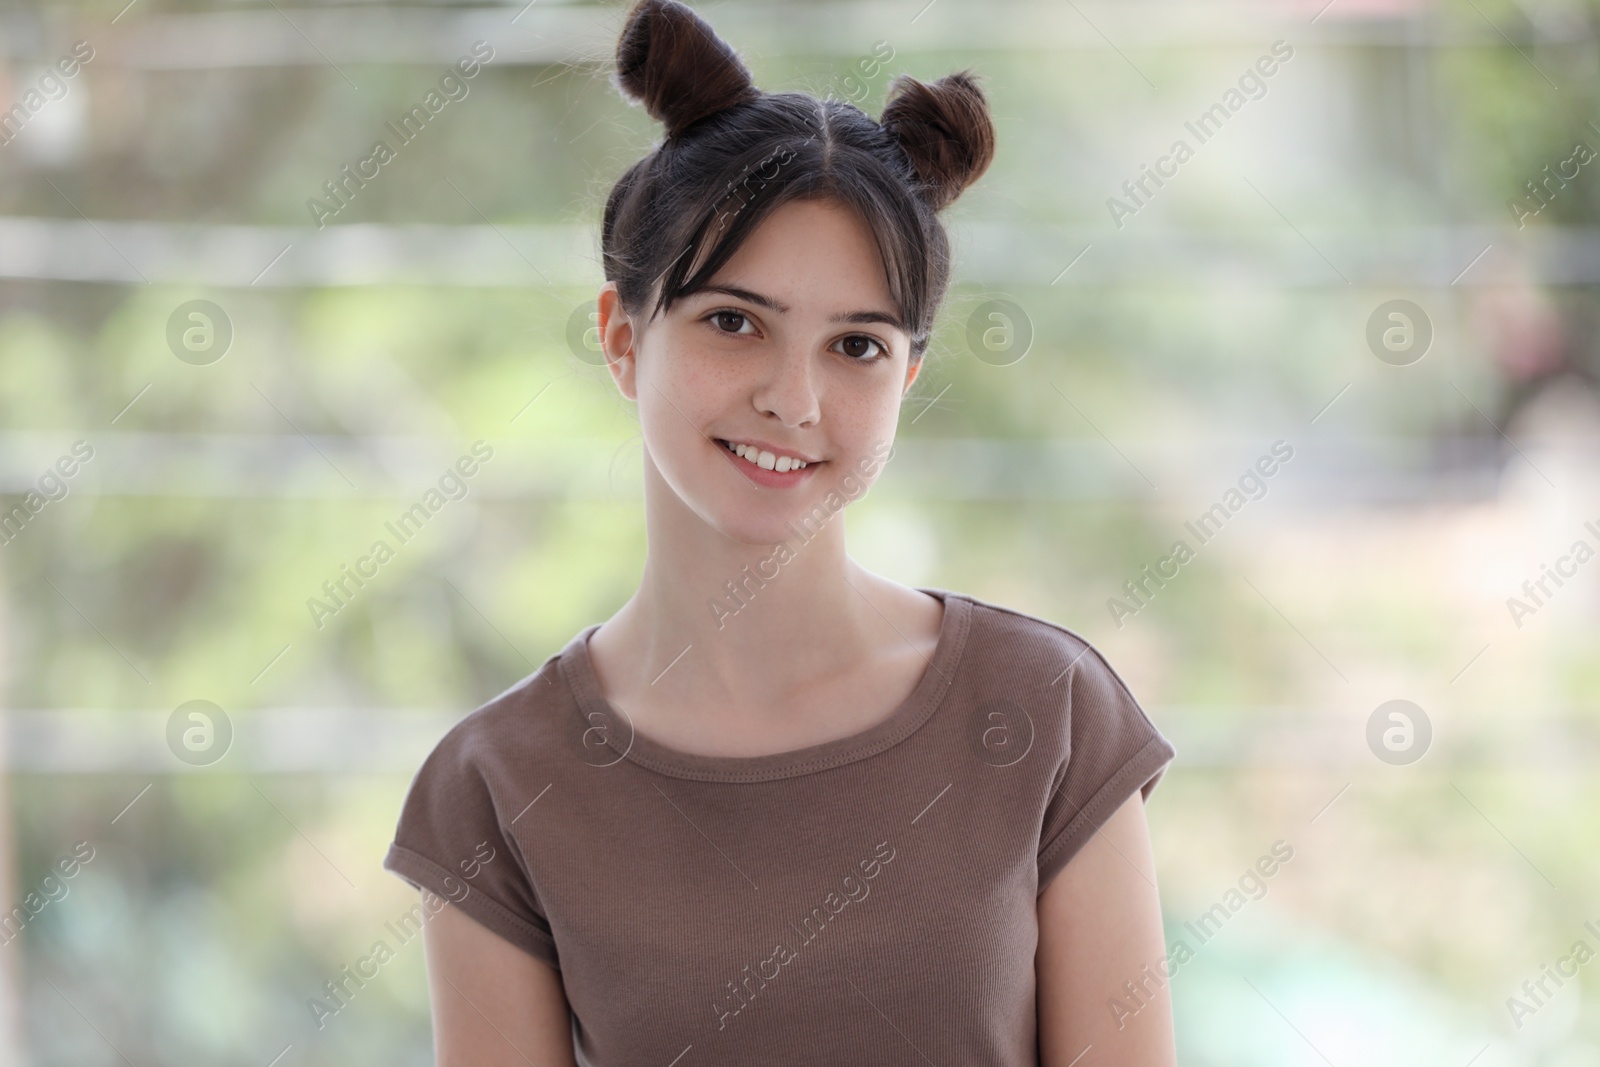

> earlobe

[
  {"left": 596, "top": 282, "right": 639, "bottom": 401},
  {"left": 610, "top": 350, "right": 638, "bottom": 402}
]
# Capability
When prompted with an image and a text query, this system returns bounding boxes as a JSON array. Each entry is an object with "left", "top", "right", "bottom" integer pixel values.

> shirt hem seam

[
  {"left": 382, "top": 843, "right": 561, "bottom": 970},
  {"left": 1035, "top": 734, "right": 1175, "bottom": 895}
]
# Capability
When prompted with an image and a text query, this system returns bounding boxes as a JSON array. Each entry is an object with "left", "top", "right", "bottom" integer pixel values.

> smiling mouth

[{"left": 713, "top": 439, "right": 821, "bottom": 473}]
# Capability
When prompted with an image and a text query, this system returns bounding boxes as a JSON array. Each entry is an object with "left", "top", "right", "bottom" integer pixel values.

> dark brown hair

[{"left": 603, "top": 0, "right": 996, "bottom": 361}]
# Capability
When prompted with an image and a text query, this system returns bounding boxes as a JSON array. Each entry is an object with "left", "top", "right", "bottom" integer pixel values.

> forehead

[{"left": 705, "top": 198, "right": 897, "bottom": 315}]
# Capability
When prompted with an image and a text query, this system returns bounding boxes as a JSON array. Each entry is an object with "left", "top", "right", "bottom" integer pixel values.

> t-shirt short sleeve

[
  {"left": 1036, "top": 642, "right": 1176, "bottom": 894},
  {"left": 382, "top": 716, "right": 561, "bottom": 970}
]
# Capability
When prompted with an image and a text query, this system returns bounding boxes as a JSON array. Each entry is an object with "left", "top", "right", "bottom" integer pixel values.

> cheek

[
  {"left": 635, "top": 342, "right": 730, "bottom": 453},
  {"left": 847, "top": 399, "right": 897, "bottom": 449},
  {"left": 831, "top": 371, "right": 904, "bottom": 443},
  {"left": 640, "top": 324, "right": 730, "bottom": 394},
  {"left": 663, "top": 345, "right": 723, "bottom": 404}
]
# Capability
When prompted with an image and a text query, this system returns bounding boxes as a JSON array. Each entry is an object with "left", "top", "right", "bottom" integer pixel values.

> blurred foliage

[{"left": 2, "top": 1, "right": 1600, "bottom": 1064}]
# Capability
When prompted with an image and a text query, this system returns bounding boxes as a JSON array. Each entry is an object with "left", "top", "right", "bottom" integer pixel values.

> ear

[
  {"left": 597, "top": 282, "right": 639, "bottom": 401},
  {"left": 902, "top": 356, "right": 922, "bottom": 394}
]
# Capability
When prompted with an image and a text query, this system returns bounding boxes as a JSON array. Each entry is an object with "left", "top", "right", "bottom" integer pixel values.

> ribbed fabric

[{"left": 383, "top": 588, "right": 1176, "bottom": 1065}]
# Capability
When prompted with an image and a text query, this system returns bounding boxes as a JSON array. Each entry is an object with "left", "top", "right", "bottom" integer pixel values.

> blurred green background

[{"left": 2, "top": 0, "right": 1599, "bottom": 1064}]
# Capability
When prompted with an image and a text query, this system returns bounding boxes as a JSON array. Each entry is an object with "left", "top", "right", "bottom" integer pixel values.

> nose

[{"left": 752, "top": 346, "right": 820, "bottom": 429}]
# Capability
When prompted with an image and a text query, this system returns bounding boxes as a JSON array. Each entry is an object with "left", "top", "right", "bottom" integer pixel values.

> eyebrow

[{"left": 693, "top": 285, "right": 907, "bottom": 332}]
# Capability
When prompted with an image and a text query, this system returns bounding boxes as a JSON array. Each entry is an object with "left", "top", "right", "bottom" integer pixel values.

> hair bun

[
  {"left": 879, "top": 70, "right": 996, "bottom": 211},
  {"left": 614, "top": 0, "right": 761, "bottom": 140}
]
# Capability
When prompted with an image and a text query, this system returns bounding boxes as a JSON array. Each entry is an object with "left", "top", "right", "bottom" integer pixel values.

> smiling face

[{"left": 597, "top": 197, "right": 922, "bottom": 546}]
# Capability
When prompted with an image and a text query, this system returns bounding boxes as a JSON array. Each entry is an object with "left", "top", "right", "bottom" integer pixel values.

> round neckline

[{"left": 559, "top": 588, "right": 973, "bottom": 783}]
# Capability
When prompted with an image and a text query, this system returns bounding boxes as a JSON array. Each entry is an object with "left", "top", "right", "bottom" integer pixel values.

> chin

[
  {"left": 702, "top": 490, "right": 834, "bottom": 548},
  {"left": 716, "top": 505, "right": 819, "bottom": 547}
]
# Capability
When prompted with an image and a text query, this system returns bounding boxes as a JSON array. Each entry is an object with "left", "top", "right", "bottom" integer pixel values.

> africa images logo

[
  {"left": 304, "top": 442, "right": 493, "bottom": 629},
  {"left": 306, "top": 41, "right": 495, "bottom": 228},
  {"left": 707, "top": 439, "right": 892, "bottom": 628},
  {"left": 1106, "top": 40, "right": 1294, "bottom": 229},
  {"left": 711, "top": 841, "right": 896, "bottom": 1032}
]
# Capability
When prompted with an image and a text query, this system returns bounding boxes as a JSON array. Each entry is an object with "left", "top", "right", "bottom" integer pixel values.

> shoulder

[
  {"left": 948, "top": 590, "right": 1163, "bottom": 752},
  {"left": 414, "top": 651, "right": 574, "bottom": 786},
  {"left": 954, "top": 591, "right": 1132, "bottom": 695}
]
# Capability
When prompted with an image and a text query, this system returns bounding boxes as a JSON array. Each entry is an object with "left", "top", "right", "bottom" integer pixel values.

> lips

[
  {"left": 714, "top": 437, "right": 821, "bottom": 472},
  {"left": 713, "top": 437, "right": 822, "bottom": 487}
]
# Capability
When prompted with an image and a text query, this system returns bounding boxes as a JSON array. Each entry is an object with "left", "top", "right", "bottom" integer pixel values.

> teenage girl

[{"left": 385, "top": 2, "right": 1178, "bottom": 1063}]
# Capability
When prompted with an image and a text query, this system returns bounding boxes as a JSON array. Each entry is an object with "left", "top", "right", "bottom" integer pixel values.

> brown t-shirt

[{"left": 383, "top": 588, "right": 1175, "bottom": 1065}]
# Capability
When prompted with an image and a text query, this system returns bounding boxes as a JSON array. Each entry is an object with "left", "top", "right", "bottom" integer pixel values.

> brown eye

[
  {"left": 836, "top": 335, "right": 886, "bottom": 361},
  {"left": 709, "top": 310, "right": 749, "bottom": 333}
]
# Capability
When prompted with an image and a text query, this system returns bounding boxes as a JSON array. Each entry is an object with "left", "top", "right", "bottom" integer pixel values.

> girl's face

[{"left": 597, "top": 197, "right": 922, "bottom": 546}]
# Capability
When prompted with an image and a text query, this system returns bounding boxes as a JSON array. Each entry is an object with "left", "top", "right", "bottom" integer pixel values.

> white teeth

[{"left": 723, "top": 440, "right": 808, "bottom": 471}]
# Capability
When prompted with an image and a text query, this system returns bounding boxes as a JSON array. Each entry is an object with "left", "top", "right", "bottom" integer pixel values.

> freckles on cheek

[
  {"left": 858, "top": 390, "right": 904, "bottom": 433},
  {"left": 670, "top": 346, "right": 747, "bottom": 416},
  {"left": 640, "top": 349, "right": 731, "bottom": 445}
]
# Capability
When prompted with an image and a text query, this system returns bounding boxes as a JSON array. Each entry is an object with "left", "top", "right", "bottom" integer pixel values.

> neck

[{"left": 600, "top": 449, "right": 902, "bottom": 711}]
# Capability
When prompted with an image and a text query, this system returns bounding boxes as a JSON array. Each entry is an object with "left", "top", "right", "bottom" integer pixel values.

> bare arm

[
  {"left": 420, "top": 894, "right": 578, "bottom": 1067},
  {"left": 1036, "top": 792, "right": 1177, "bottom": 1066}
]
